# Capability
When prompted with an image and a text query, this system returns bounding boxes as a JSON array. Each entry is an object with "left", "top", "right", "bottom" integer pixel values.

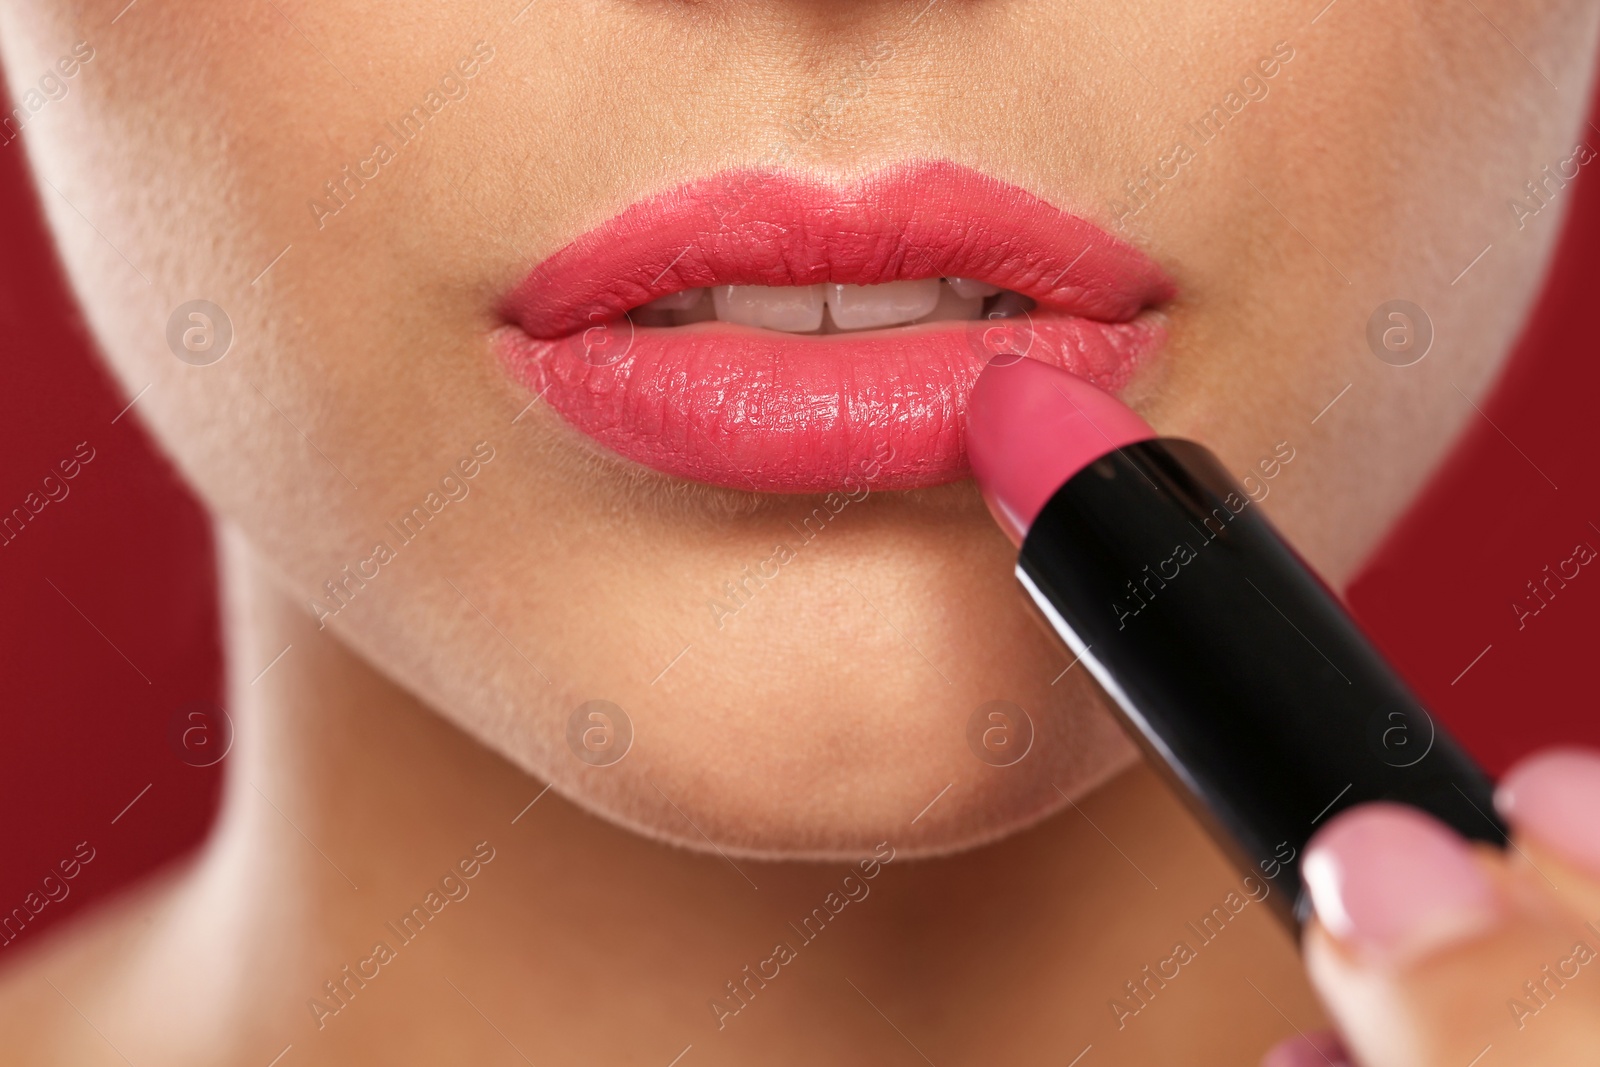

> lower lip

[
  {"left": 968, "top": 355, "right": 1504, "bottom": 928},
  {"left": 495, "top": 312, "right": 1166, "bottom": 492}
]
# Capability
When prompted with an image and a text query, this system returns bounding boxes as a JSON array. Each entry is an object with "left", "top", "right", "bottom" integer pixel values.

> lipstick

[{"left": 968, "top": 354, "right": 1504, "bottom": 928}]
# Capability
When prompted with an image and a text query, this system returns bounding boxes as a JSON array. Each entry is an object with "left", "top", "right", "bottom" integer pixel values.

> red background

[{"left": 2, "top": 91, "right": 1597, "bottom": 956}]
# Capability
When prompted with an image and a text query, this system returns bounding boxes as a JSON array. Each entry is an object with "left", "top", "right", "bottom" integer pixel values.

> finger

[
  {"left": 1260, "top": 1028, "right": 1354, "bottom": 1066},
  {"left": 1300, "top": 803, "right": 1600, "bottom": 1067},
  {"left": 1497, "top": 747, "right": 1600, "bottom": 923}
]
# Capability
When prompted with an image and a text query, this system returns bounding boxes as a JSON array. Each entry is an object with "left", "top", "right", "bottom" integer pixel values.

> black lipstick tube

[{"left": 1017, "top": 438, "right": 1505, "bottom": 928}]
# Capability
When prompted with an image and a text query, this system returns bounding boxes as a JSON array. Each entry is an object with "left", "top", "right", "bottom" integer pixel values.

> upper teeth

[
  {"left": 711, "top": 283, "right": 831, "bottom": 332},
  {"left": 825, "top": 280, "right": 941, "bottom": 331},
  {"left": 635, "top": 278, "right": 1028, "bottom": 333}
]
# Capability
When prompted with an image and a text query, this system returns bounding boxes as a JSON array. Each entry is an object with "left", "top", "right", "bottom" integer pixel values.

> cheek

[{"left": 1107, "top": 3, "right": 1599, "bottom": 581}]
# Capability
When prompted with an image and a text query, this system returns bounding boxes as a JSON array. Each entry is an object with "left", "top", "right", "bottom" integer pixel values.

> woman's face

[{"left": 3, "top": 0, "right": 1593, "bottom": 858}]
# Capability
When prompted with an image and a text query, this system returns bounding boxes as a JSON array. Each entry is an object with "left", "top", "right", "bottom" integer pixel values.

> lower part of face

[{"left": 3, "top": 0, "right": 1594, "bottom": 857}]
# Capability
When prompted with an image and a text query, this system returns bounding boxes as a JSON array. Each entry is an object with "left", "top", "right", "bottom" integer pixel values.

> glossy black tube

[{"left": 1017, "top": 439, "right": 1505, "bottom": 928}]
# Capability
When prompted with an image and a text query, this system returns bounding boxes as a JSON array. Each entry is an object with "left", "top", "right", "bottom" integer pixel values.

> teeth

[
  {"left": 946, "top": 277, "right": 1002, "bottom": 300},
  {"left": 825, "top": 279, "right": 941, "bottom": 331},
  {"left": 712, "top": 284, "right": 825, "bottom": 332},
  {"left": 638, "top": 279, "right": 1021, "bottom": 332},
  {"left": 917, "top": 282, "right": 986, "bottom": 323}
]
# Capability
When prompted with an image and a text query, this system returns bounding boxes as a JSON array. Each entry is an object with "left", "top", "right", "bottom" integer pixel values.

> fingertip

[
  {"left": 1260, "top": 1029, "right": 1353, "bottom": 1067},
  {"left": 1303, "top": 803, "right": 1500, "bottom": 966},
  {"left": 1497, "top": 746, "right": 1600, "bottom": 880}
]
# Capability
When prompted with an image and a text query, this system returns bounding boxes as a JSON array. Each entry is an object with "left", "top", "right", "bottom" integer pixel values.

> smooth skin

[{"left": 0, "top": 0, "right": 1597, "bottom": 1063}]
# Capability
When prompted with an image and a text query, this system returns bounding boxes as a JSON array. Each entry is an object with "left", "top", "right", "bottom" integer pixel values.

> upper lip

[
  {"left": 494, "top": 160, "right": 1175, "bottom": 493},
  {"left": 500, "top": 161, "right": 1174, "bottom": 337}
]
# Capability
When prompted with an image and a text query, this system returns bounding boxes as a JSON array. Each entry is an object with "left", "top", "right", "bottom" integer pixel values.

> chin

[{"left": 524, "top": 679, "right": 1144, "bottom": 863}]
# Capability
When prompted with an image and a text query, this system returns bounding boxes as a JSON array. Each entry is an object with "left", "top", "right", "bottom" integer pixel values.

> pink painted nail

[
  {"left": 1260, "top": 1029, "right": 1353, "bottom": 1067},
  {"left": 1498, "top": 747, "right": 1600, "bottom": 879},
  {"left": 1303, "top": 803, "right": 1500, "bottom": 964}
]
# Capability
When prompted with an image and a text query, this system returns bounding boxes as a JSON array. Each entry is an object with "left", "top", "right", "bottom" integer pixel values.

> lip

[{"left": 495, "top": 160, "right": 1175, "bottom": 493}]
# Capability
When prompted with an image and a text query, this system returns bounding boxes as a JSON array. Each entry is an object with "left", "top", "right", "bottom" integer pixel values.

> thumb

[{"left": 1296, "top": 752, "right": 1600, "bottom": 1067}]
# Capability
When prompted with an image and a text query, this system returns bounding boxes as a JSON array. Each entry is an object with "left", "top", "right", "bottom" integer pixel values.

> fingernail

[
  {"left": 1303, "top": 803, "right": 1499, "bottom": 965},
  {"left": 1261, "top": 1030, "right": 1352, "bottom": 1067},
  {"left": 1498, "top": 747, "right": 1600, "bottom": 879}
]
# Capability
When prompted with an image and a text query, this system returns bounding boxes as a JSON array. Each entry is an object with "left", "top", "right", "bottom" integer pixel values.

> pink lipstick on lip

[
  {"left": 967, "top": 355, "right": 1504, "bottom": 929},
  {"left": 495, "top": 161, "right": 1174, "bottom": 492}
]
